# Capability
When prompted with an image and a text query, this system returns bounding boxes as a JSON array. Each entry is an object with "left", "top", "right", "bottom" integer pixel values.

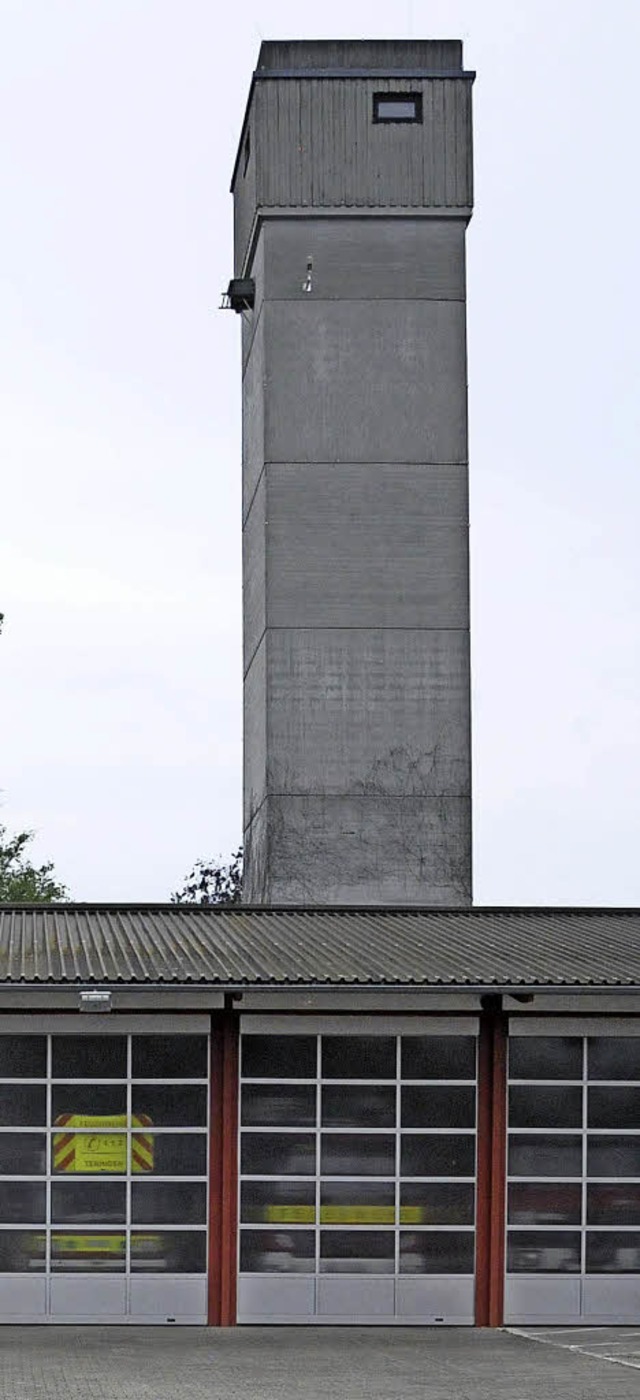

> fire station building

[
  {"left": 1, "top": 39, "right": 636, "bottom": 1331},
  {"left": 0, "top": 904, "right": 640, "bottom": 1328}
]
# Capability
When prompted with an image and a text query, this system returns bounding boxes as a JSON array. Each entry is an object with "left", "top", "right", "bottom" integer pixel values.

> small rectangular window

[
  {"left": 507, "top": 1231, "right": 581, "bottom": 1274},
  {"left": 240, "top": 1228, "right": 314, "bottom": 1273},
  {"left": 373, "top": 93, "right": 423, "bottom": 124},
  {"left": 322, "top": 1035, "right": 395, "bottom": 1079},
  {"left": 241, "top": 1083, "right": 316, "bottom": 1127},
  {"left": 399, "top": 1230, "right": 474, "bottom": 1275},
  {"left": 242, "top": 1034, "right": 316, "bottom": 1080},
  {"left": 320, "top": 1230, "right": 394, "bottom": 1274},
  {"left": 243, "top": 130, "right": 251, "bottom": 176}
]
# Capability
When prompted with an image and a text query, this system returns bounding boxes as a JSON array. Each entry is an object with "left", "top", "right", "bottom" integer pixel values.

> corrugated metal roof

[{"left": 0, "top": 905, "right": 640, "bottom": 988}]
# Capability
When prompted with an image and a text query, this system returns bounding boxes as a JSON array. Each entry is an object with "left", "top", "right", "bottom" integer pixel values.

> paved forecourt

[
  {"left": 2, "top": 1326, "right": 640, "bottom": 1400},
  {"left": 510, "top": 1325, "right": 640, "bottom": 1372}
]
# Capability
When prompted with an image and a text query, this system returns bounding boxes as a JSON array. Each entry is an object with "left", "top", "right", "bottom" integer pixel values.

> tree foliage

[
  {"left": 0, "top": 825, "right": 69, "bottom": 902},
  {"left": 171, "top": 847, "right": 243, "bottom": 905}
]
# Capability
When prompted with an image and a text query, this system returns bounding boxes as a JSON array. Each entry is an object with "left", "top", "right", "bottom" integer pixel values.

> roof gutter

[{"left": 0, "top": 982, "right": 639, "bottom": 998}]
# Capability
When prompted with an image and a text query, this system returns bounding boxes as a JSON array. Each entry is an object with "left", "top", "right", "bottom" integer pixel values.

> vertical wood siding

[
  {"left": 233, "top": 104, "right": 258, "bottom": 275},
  {"left": 255, "top": 77, "right": 473, "bottom": 213}
]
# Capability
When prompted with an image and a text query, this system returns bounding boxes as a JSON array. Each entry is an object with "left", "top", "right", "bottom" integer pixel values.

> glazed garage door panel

[
  {"left": 237, "top": 1018, "right": 478, "bottom": 1324},
  {"left": 0, "top": 1026, "right": 209, "bottom": 1324},
  {"left": 505, "top": 1022, "right": 640, "bottom": 1325}
]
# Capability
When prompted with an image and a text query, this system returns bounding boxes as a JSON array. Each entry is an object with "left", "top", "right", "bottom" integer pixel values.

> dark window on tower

[
  {"left": 243, "top": 130, "right": 251, "bottom": 176},
  {"left": 373, "top": 93, "right": 423, "bottom": 124}
]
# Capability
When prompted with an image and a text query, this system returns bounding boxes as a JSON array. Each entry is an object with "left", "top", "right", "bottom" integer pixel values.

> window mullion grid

[
  {"left": 237, "top": 1046, "right": 243, "bottom": 1279},
  {"left": 205, "top": 1032, "right": 211, "bottom": 1265},
  {"left": 473, "top": 1034, "right": 478, "bottom": 1272},
  {"left": 315, "top": 1035, "right": 321, "bottom": 1286},
  {"left": 505, "top": 1049, "right": 519, "bottom": 1269},
  {"left": 45, "top": 1034, "right": 52, "bottom": 1302},
  {"left": 504, "top": 1032, "right": 509, "bottom": 1275},
  {"left": 582, "top": 1036, "right": 588, "bottom": 1279},
  {"left": 395, "top": 1034, "right": 401, "bottom": 1284},
  {"left": 125, "top": 1034, "right": 132, "bottom": 1310}
]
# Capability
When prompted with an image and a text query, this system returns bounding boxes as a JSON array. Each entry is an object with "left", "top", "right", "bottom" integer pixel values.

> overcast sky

[{"left": 0, "top": 0, "right": 638, "bottom": 905}]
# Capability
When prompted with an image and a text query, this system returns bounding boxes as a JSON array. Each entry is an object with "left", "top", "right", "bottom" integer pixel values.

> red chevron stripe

[{"left": 132, "top": 1149, "right": 151, "bottom": 1171}]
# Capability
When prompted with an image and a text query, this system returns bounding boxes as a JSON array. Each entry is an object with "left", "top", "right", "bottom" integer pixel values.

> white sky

[{"left": 0, "top": 0, "right": 638, "bottom": 905}]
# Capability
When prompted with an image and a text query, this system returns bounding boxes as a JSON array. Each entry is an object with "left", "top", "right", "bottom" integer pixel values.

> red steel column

[
  {"left": 474, "top": 999, "right": 508, "bottom": 1327},
  {"left": 474, "top": 1011, "right": 493, "bottom": 1326},
  {"left": 488, "top": 1010, "right": 507, "bottom": 1327},
  {"left": 208, "top": 1010, "right": 240, "bottom": 1326},
  {"left": 220, "top": 1012, "right": 239, "bottom": 1325},
  {"left": 208, "top": 1017, "right": 223, "bottom": 1325}
]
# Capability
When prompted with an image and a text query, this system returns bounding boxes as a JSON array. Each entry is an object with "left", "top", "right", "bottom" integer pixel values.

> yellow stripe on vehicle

[{"left": 263, "top": 1204, "right": 429, "bottom": 1224}]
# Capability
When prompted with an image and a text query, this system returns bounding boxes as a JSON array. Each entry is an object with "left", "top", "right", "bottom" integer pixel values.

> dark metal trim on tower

[{"left": 253, "top": 67, "right": 476, "bottom": 79}]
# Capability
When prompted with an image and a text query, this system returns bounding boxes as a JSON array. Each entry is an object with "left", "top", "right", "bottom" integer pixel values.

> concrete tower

[{"left": 231, "top": 40, "right": 474, "bottom": 905}]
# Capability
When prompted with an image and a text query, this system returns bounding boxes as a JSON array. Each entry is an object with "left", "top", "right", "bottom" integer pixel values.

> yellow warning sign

[
  {"left": 73, "top": 1134, "right": 127, "bottom": 1174},
  {"left": 53, "top": 1114, "right": 153, "bottom": 1174}
]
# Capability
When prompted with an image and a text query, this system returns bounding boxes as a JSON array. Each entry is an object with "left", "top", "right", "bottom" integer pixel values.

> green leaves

[
  {"left": 171, "top": 847, "right": 242, "bottom": 905},
  {"left": 0, "top": 825, "right": 68, "bottom": 902}
]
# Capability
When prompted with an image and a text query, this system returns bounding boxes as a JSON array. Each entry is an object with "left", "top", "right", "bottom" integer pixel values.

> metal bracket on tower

[{"left": 221, "top": 278, "right": 255, "bottom": 312}]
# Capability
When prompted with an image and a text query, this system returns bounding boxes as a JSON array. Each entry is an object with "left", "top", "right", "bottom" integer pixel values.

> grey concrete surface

[
  {"left": 1, "top": 1326, "right": 640, "bottom": 1400},
  {"left": 264, "top": 630, "right": 470, "bottom": 792},
  {"left": 242, "top": 471, "right": 266, "bottom": 665},
  {"left": 265, "top": 466, "right": 469, "bottom": 629},
  {"left": 511, "top": 1325, "right": 640, "bottom": 1371},
  {"left": 260, "top": 300, "right": 469, "bottom": 465},
  {"left": 238, "top": 45, "right": 474, "bottom": 907},
  {"left": 241, "top": 312, "right": 265, "bottom": 513},
  {"left": 260, "top": 218, "right": 467, "bottom": 304},
  {"left": 244, "top": 793, "right": 472, "bottom": 904}
]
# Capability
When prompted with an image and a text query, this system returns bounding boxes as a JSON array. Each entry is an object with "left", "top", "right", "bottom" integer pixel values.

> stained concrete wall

[
  {"left": 264, "top": 629, "right": 470, "bottom": 795},
  {"left": 245, "top": 795, "right": 471, "bottom": 905},
  {"left": 237, "top": 44, "right": 473, "bottom": 905}
]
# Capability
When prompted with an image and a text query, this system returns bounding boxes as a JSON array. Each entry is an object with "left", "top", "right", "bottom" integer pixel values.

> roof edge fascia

[{"left": 0, "top": 982, "right": 640, "bottom": 996}]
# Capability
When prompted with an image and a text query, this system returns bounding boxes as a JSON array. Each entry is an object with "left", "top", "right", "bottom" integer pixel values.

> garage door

[
  {"left": 505, "top": 1020, "right": 640, "bottom": 1325},
  {"left": 0, "top": 1019, "right": 209, "bottom": 1323},
  {"left": 237, "top": 1017, "right": 478, "bottom": 1324}
]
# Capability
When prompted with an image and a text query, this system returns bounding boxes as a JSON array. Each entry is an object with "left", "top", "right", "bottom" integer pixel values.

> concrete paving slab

[
  {"left": 510, "top": 1325, "right": 640, "bottom": 1372},
  {"left": 1, "top": 1327, "right": 640, "bottom": 1400}
]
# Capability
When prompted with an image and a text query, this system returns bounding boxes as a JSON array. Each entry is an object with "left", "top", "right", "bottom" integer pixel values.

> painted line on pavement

[{"left": 507, "top": 1327, "right": 640, "bottom": 1371}]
